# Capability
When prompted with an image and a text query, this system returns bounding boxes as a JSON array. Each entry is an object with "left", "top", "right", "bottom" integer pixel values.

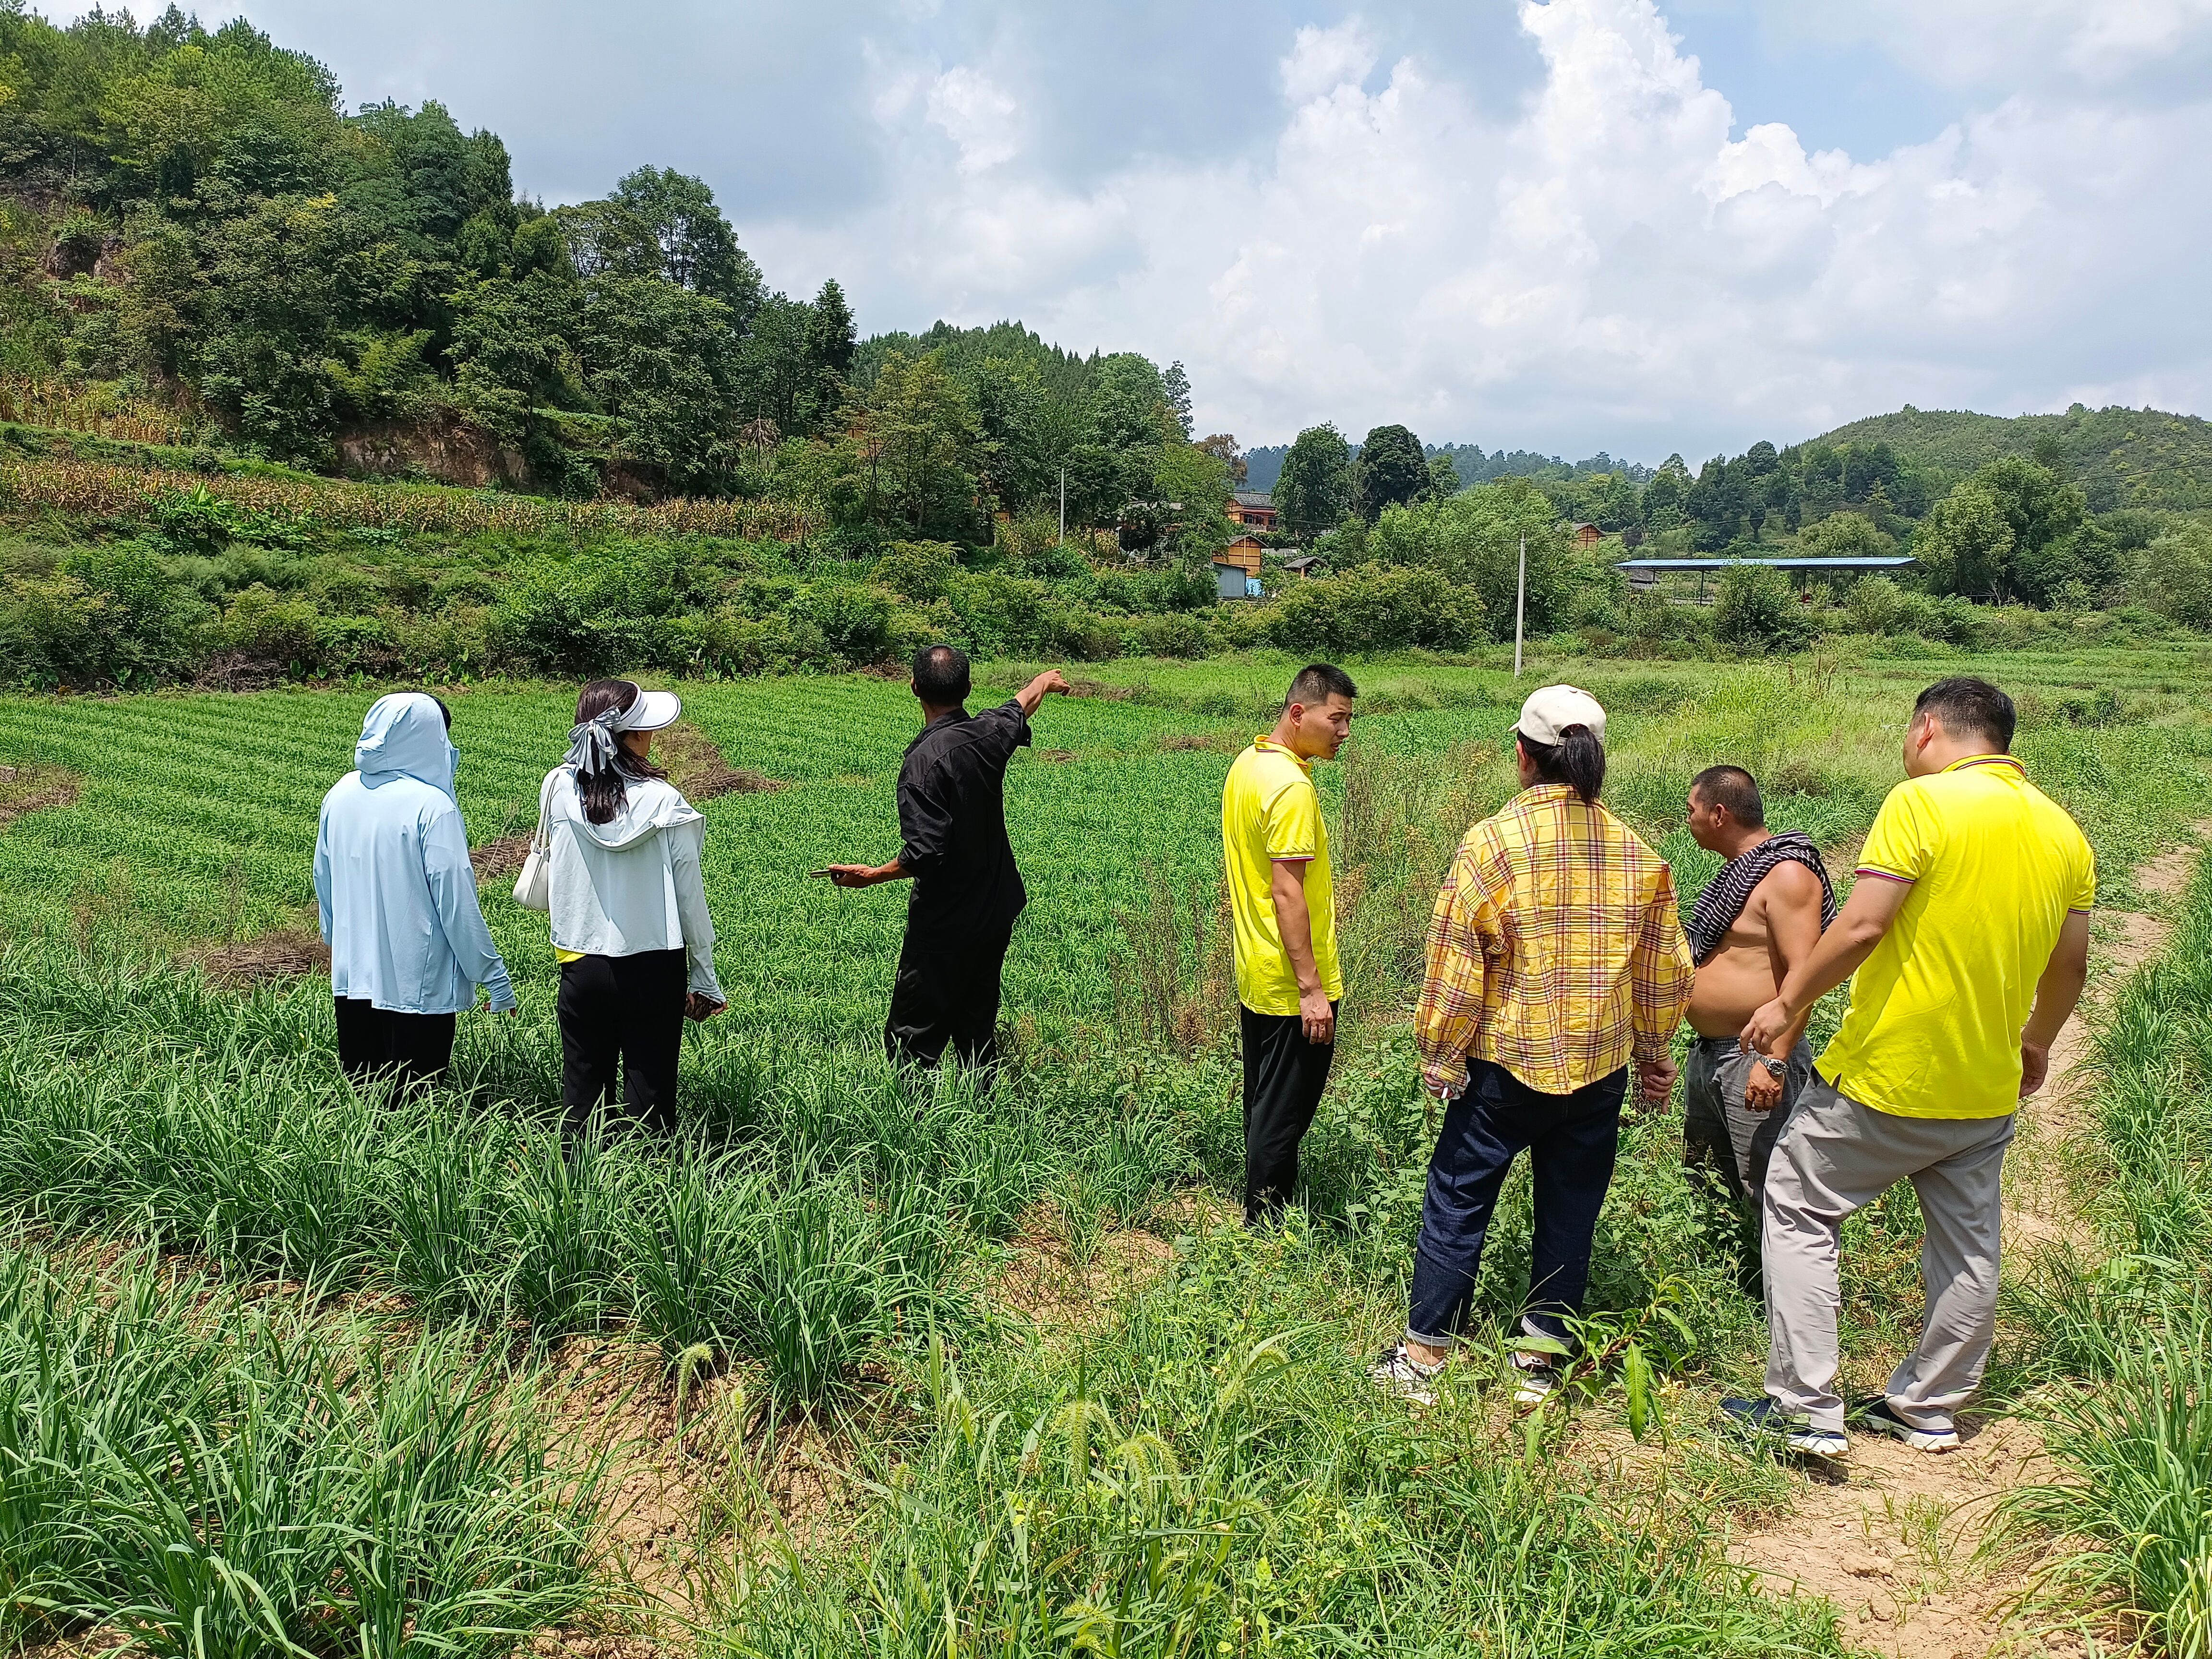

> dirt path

[{"left": 1724, "top": 825, "right": 2209, "bottom": 1659}]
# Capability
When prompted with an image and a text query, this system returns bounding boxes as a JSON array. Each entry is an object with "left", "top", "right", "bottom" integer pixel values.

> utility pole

[
  {"left": 1058, "top": 467, "right": 1066, "bottom": 545},
  {"left": 1513, "top": 533, "right": 1527, "bottom": 678}
]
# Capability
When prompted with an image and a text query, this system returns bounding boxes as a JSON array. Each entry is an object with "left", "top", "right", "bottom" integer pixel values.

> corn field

[{"left": 0, "top": 457, "right": 817, "bottom": 543}]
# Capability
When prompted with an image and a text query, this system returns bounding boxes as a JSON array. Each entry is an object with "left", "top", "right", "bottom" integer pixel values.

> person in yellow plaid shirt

[{"left": 1372, "top": 685, "right": 1694, "bottom": 1406}]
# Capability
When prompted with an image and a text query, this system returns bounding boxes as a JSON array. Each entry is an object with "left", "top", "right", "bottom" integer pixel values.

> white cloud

[
  {"left": 1791, "top": 0, "right": 2212, "bottom": 89},
  {"left": 745, "top": 0, "right": 2212, "bottom": 458},
  {"left": 1279, "top": 19, "right": 1379, "bottom": 101},
  {"left": 925, "top": 65, "right": 1021, "bottom": 173}
]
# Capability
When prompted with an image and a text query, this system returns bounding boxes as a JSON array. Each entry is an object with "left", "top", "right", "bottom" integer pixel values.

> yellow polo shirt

[
  {"left": 1817, "top": 755, "right": 2095, "bottom": 1119},
  {"left": 1222, "top": 737, "right": 1343, "bottom": 1016}
]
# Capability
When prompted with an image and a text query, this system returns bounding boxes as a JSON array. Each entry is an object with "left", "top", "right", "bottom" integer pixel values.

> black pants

[
  {"left": 1406, "top": 1059, "right": 1626, "bottom": 1348},
  {"left": 1240, "top": 1001, "right": 1338, "bottom": 1225},
  {"left": 334, "top": 998, "right": 455, "bottom": 1090},
  {"left": 885, "top": 922, "right": 1014, "bottom": 1074},
  {"left": 557, "top": 950, "right": 686, "bottom": 1136}
]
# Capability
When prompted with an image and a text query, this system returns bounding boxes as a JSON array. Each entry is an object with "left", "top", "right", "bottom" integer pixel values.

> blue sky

[{"left": 44, "top": 0, "right": 2212, "bottom": 462}]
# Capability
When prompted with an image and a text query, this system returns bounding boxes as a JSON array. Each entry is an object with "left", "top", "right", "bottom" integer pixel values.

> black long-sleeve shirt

[{"left": 897, "top": 700, "right": 1032, "bottom": 947}]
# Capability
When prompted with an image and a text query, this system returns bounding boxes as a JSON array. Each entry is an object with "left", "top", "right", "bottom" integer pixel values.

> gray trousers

[
  {"left": 1683, "top": 1036, "right": 1813, "bottom": 1203},
  {"left": 1762, "top": 1072, "right": 2014, "bottom": 1433}
]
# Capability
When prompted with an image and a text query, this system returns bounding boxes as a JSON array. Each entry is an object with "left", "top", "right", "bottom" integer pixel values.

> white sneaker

[
  {"left": 1856, "top": 1397, "right": 1962, "bottom": 1453},
  {"left": 1369, "top": 1343, "right": 1443, "bottom": 1406},
  {"left": 1509, "top": 1350, "right": 1562, "bottom": 1409}
]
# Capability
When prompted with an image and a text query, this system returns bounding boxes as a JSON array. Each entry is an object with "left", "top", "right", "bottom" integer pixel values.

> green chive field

[{"left": 3, "top": 640, "right": 2211, "bottom": 1659}]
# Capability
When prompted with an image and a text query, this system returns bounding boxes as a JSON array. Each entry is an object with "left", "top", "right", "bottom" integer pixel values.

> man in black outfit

[{"left": 828, "top": 644, "right": 1070, "bottom": 1072}]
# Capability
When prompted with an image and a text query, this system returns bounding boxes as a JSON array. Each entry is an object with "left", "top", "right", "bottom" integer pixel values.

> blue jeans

[{"left": 1406, "top": 1060, "right": 1628, "bottom": 1349}]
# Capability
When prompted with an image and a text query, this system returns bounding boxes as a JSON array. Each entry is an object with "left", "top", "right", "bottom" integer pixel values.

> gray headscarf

[{"left": 564, "top": 682, "right": 637, "bottom": 775}]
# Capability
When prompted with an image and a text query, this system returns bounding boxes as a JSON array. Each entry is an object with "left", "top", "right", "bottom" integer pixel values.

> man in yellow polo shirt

[
  {"left": 1222, "top": 662, "right": 1356, "bottom": 1225},
  {"left": 1729, "top": 677, "right": 2094, "bottom": 1459}
]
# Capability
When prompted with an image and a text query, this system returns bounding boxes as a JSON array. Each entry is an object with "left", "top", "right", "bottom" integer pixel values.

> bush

[
  {"left": 2126, "top": 523, "right": 2212, "bottom": 626},
  {"left": 1129, "top": 611, "right": 1210, "bottom": 659},
  {"left": 1268, "top": 565, "right": 1483, "bottom": 656},
  {"left": 0, "top": 540, "right": 201, "bottom": 688},
  {"left": 944, "top": 571, "right": 1119, "bottom": 661},
  {"left": 872, "top": 541, "right": 962, "bottom": 602},
  {"left": 1844, "top": 575, "right": 1905, "bottom": 635},
  {"left": 1712, "top": 563, "right": 1807, "bottom": 650}
]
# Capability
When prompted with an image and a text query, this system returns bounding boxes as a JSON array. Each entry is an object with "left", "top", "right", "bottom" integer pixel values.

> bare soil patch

[
  {"left": 654, "top": 721, "right": 789, "bottom": 802},
  {"left": 0, "top": 761, "right": 83, "bottom": 828},
  {"left": 1158, "top": 731, "right": 1240, "bottom": 754},
  {"left": 189, "top": 927, "right": 330, "bottom": 987}
]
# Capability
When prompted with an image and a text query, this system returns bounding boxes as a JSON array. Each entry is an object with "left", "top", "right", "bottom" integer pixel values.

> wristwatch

[{"left": 1753, "top": 1053, "right": 1788, "bottom": 1079}]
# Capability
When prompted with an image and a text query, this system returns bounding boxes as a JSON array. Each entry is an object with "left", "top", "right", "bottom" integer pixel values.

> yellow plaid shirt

[{"left": 1416, "top": 784, "right": 1694, "bottom": 1098}]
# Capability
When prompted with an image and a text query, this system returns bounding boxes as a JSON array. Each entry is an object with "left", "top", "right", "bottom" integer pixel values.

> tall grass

[
  {"left": 0, "top": 1247, "right": 602, "bottom": 1655},
  {"left": 697, "top": 1225, "right": 1850, "bottom": 1657},
  {"left": 1996, "top": 860, "right": 2212, "bottom": 1656},
  {"left": 0, "top": 943, "right": 1191, "bottom": 1402}
]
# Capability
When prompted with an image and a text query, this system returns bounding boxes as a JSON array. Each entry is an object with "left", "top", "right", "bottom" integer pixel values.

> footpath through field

[{"left": 1720, "top": 824, "right": 2212, "bottom": 1659}]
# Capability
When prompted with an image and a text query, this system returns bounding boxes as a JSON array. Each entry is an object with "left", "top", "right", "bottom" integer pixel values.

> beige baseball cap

[{"left": 1512, "top": 684, "right": 1607, "bottom": 746}]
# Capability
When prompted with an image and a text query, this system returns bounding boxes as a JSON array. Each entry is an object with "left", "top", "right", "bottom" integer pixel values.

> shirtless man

[{"left": 1681, "top": 766, "right": 1835, "bottom": 1205}]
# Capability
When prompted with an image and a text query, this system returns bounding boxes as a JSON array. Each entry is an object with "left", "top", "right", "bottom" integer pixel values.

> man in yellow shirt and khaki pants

[
  {"left": 1734, "top": 677, "right": 2095, "bottom": 1459},
  {"left": 1222, "top": 663, "right": 1357, "bottom": 1225}
]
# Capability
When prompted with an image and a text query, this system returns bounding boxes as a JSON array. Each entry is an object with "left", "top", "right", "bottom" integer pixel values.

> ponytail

[{"left": 1520, "top": 724, "right": 1605, "bottom": 805}]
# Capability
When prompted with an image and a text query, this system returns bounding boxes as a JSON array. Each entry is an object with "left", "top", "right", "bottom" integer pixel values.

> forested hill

[{"left": 1811, "top": 405, "right": 2212, "bottom": 511}]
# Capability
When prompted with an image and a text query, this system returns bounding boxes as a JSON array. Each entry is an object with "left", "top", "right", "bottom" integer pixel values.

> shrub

[
  {"left": 944, "top": 571, "right": 1118, "bottom": 660},
  {"left": 790, "top": 581, "right": 895, "bottom": 666},
  {"left": 1268, "top": 565, "right": 1483, "bottom": 656},
  {"left": 2126, "top": 523, "right": 2212, "bottom": 627},
  {"left": 1844, "top": 575, "right": 1905, "bottom": 635},
  {"left": 0, "top": 540, "right": 200, "bottom": 687},
  {"left": 1129, "top": 611, "right": 1210, "bottom": 659},
  {"left": 1712, "top": 563, "right": 1807, "bottom": 650},
  {"left": 208, "top": 584, "right": 328, "bottom": 675},
  {"left": 872, "top": 541, "right": 962, "bottom": 602}
]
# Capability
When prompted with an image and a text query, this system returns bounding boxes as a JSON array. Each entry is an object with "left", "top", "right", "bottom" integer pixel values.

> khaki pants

[{"left": 1762, "top": 1073, "right": 2014, "bottom": 1434}]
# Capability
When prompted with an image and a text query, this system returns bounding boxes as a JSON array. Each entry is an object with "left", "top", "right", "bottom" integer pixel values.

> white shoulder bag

[{"left": 512, "top": 772, "right": 556, "bottom": 912}]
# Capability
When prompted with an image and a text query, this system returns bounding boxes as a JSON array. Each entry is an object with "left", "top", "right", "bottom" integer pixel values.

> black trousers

[
  {"left": 557, "top": 950, "right": 686, "bottom": 1135},
  {"left": 334, "top": 998, "right": 455, "bottom": 1090},
  {"left": 885, "top": 921, "right": 1015, "bottom": 1074},
  {"left": 1406, "top": 1060, "right": 1626, "bottom": 1348},
  {"left": 1240, "top": 1001, "right": 1338, "bottom": 1225}
]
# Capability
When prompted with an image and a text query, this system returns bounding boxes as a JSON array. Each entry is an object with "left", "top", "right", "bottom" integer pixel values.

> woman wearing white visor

[{"left": 542, "top": 678, "right": 725, "bottom": 1135}]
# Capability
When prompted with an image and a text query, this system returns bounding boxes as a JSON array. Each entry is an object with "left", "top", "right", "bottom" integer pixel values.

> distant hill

[
  {"left": 1241, "top": 440, "right": 1645, "bottom": 493},
  {"left": 1810, "top": 404, "right": 2212, "bottom": 512}
]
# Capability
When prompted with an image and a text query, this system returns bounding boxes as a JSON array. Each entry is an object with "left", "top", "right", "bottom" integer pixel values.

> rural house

[
  {"left": 1563, "top": 521, "right": 1603, "bottom": 550},
  {"left": 1212, "top": 533, "right": 1266, "bottom": 601},
  {"left": 1228, "top": 491, "right": 1278, "bottom": 531}
]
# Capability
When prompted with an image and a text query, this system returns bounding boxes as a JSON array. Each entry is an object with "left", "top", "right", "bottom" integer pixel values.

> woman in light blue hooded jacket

[{"left": 314, "top": 692, "right": 516, "bottom": 1087}]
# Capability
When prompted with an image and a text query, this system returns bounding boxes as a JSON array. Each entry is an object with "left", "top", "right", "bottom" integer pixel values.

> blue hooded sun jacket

[{"left": 314, "top": 694, "right": 516, "bottom": 1015}]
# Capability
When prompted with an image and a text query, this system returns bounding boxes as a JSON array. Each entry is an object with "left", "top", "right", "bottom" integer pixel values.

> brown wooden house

[{"left": 1228, "top": 491, "right": 1278, "bottom": 531}]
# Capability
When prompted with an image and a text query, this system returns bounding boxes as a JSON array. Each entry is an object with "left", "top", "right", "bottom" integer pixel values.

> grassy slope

[{"left": 1809, "top": 404, "right": 2212, "bottom": 509}]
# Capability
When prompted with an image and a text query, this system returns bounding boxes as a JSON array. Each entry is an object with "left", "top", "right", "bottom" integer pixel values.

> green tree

[
  {"left": 797, "top": 277, "right": 856, "bottom": 436},
  {"left": 578, "top": 274, "right": 743, "bottom": 492},
  {"left": 1642, "top": 455, "right": 1690, "bottom": 531},
  {"left": 1796, "top": 511, "right": 1896, "bottom": 559},
  {"left": 852, "top": 349, "right": 988, "bottom": 543},
  {"left": 2125, "top": 524, "right": 2212, "bottom": 626},
  {"left": 1352, "top": 424, "right": 1428, "bottom": 522},
  {"left": 1912, "top": 485, "right": 2015, "bottom": 600},
  {"left": 1422, "top": 452, "right": 1463, "bottom": 502},
  {"left": 604, "top": 166, "right": 761, "bottom": 319},
  {"left": 1276, "top": 423, "right": 1353, "bottom": 539}
]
